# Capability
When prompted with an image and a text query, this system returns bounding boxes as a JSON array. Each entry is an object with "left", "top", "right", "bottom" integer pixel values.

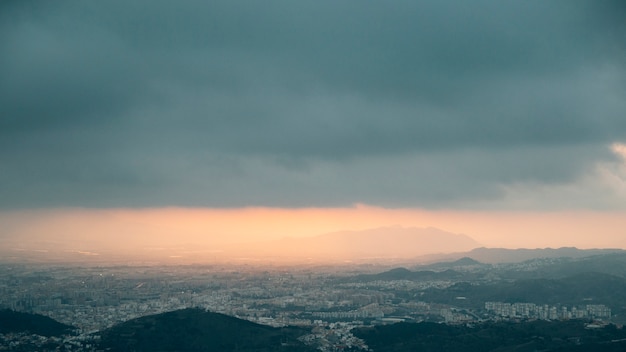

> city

[{"left": 2, "top": 251, "right": 624, "bottom": 351}]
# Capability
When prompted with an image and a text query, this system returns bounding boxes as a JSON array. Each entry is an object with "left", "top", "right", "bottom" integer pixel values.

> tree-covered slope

[
  {"left": 0, "top": 309, "right": 74, "bottom": 337},
  {"left": 353, "top": 320, "right": 626, "bottom": 352},
  {"left": 98, "top": 308, "right": 315, "bottom": 352}
]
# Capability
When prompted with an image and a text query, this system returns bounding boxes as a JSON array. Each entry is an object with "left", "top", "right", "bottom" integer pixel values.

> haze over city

[{"left": 1, "top": 0, "right": 626, "bottom": 262}]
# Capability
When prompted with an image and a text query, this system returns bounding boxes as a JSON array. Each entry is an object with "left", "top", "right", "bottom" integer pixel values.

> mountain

[
  {"left": 229, "top": 226, "right": 481, "bottom": 261},
  {"left": 0, "top": 226, "right": 481, "bottom": 264},
  {"left": 417, "top": 247, "right": 626, "bottom": 264},
  {"left": 0, "top": 309, "right": 75, "bottom": 337},
  {"left": 509, "top": 252, "right": 626, "bottom": 279},
  {"left": 466, "top": 247, "right": 625, "bottom": 263},
  {"left": 352, "top": 268, "right": 471, "bottom": 282},
  {"left": 419, "top": 256, "right": 486, "bottom": 270},
  {"left": 420, "top": 272, "right": 626, "bottom": 312},
  {"left": 98, "top": 308, "right": 315, "bottom": 352},
  {"left": 449, "top": 257, "right": 482, "bottom": 266}
]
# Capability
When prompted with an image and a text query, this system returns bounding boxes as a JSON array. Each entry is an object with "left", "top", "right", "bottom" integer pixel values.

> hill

[
  {"left": 455, "top": 247, "right": 624, "bottom": 264},
  {"left": 352, "top": 268, "right": 472, "bottom": 282},
  {"left": 0, "top": 309, "right": 75, "bottom": 337},
  {"left": 98, "top": 308, "right": 315, "bottom": 352},
  {"left": 420, "top": 272, "right": 626, "bottom": 312},
  {"left": 353, "top": 320, "right": 626, "bottom": 352},
  {"left": 419, "top": 256, "right": 486, "bottom": 270},
  {"left": 505, "top": 252, "right": 626, "bottom": 279}
]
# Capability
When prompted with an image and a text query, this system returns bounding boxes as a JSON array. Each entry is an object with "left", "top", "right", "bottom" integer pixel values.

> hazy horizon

[{"left": 2, "top": 209, "right": 626, "bottom": 265}]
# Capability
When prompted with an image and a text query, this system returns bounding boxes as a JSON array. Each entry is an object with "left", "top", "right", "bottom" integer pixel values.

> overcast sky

[{"left": 1, "top": 0, "right": 625, "bottom": 210}]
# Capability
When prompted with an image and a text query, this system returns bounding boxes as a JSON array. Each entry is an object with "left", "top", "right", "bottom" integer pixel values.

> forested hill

[
  {"left": 0, "top": 309, "right": 75, "bottom": 337},
  {"left": 420, "top": 272, "right": 626, "bottom": 310},
  {"left": 353, "top": 320, "right": 626, "bottom": 352},
  {"left": 98, "top": 308, "right": 316, "bottom": 352}
]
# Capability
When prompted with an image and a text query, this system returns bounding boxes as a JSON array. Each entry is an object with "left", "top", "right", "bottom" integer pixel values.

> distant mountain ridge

[
  {"left": 4, "top": 225, "right": 623, "bottom": 265},
  {"left": 352, "top": 267, "right": 472, "bottom": 282},
  {"left": 468, "top": 247, "right": 625, "bottom": 263},
  {"left": 420, "top": 256, "right": 486, "bottom": 270},
  {"left": 229, "top": 226, "right": 481, "bottom": 261},
  {"left": 416, "top": 247, "right": 626, "bottom": 264}
]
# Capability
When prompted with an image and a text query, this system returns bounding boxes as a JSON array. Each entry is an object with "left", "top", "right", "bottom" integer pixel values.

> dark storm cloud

[{"left": 1, "top": 0, "right": 625, "bottom": 208}]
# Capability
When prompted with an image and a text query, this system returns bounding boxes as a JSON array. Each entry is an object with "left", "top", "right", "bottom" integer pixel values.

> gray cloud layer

[{"left": 1, "top": 0, "right": 625, "bottom": 209}]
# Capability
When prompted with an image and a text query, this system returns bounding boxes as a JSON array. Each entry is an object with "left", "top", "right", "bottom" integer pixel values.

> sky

[{"left": 1, "top": 1, "right": 626, "bottom": 255}]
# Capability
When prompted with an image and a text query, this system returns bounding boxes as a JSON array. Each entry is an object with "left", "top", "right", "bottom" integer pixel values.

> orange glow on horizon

[{"left": 1, "top": 205, "right": 626, "bottom": 252}]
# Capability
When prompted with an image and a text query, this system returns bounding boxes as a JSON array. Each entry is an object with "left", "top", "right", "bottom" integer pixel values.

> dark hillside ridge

[
  {"left": 0, "top": 309, "right": 75, "bottom": 337},
  {"left": 509, "top": 252, "right": 626, "bottom": 279},
  {"left": 98, "top": 308, "right": 315, "bottom": 352},
  {"left": 353, "top": 320, "right": 626, "bottom": 352},
  {"left": 420, "top": 272, "right": 626, "bottom": 310}
]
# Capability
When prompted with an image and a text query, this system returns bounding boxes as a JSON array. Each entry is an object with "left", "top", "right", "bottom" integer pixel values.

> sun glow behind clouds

[
  {"left": 611, "top": 142, "right": 626, "bottom": 160},
  {"left": 594, "top": 142, "right": 626, "bottom": 197}
]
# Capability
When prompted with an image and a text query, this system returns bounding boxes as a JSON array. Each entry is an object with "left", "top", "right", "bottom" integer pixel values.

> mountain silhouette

[
  {"left": 353, "top": 267, "right": 470, "bottom": 282},
  {"left": 229, "top": 226, "right": 480, "bottom": 261}
]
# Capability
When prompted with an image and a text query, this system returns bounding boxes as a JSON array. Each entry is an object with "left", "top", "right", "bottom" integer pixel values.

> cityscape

[{"left": 2, "top": 248, "right": 626, "bottom": 351}]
